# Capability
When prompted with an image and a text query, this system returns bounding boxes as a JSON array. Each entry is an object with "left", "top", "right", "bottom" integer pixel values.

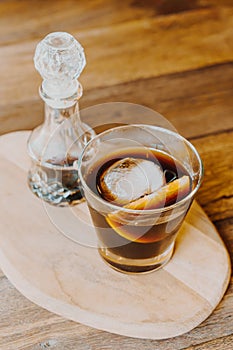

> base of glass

[
  {"left": 98, "top": 242, "right": 175, "bottom": 274},
  {"left": 28, "top": 179, "right": 84, "bottom": 207}
]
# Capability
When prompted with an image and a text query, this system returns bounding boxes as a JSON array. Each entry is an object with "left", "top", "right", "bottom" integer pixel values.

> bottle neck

[
  {"left": 39, "top": 80, "right": 83, "bottom": 109},
  {"left": 44, "top": 101, "right": 80, "bottom": 126},
  {"left": 40, "top": 80, "right": 83, "bottom": 127}
]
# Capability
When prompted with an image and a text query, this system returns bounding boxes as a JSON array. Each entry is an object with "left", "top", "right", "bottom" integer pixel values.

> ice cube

[
  {"left": 99, "top": 157, "right": 165, "bottom": 205},
  {"left": 107, "top": 175, "right": 191, "bottom": 231}
]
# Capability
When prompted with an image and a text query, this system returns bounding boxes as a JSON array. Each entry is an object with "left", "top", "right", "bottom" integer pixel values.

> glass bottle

[{"left": 27, "top": 32, "right": 95, "bottom": 206}]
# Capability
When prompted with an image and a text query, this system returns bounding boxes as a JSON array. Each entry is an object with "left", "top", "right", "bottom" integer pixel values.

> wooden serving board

[{"left": 0, "top": 131, "right": 231, "bottom": 340}]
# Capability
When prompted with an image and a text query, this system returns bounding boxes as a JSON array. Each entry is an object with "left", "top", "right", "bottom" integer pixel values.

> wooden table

[{"left": 0, "top": 1, "right": 232, "bottom": 349}]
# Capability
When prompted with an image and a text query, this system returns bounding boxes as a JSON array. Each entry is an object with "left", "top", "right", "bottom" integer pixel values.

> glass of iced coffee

[{"left": 78, "top": 125, "right": 203, "bottom": 273}]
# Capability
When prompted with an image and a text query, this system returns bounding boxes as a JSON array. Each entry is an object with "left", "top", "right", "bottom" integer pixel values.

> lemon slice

[
  {"left": 124, "top": 175, "right": 190, "bottom": 210},
  {"left": 106, "top": 176, "right": 190, "bottom": 242}
]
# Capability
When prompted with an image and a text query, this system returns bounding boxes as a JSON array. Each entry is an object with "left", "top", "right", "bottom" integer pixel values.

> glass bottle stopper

[{"left": 34, "top": 31, "right": 86, "bottom": 108}]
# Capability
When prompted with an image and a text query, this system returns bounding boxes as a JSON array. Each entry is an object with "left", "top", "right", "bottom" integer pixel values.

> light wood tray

[{"left": 0, "top": 131, "right": 231, "bottom": 340}]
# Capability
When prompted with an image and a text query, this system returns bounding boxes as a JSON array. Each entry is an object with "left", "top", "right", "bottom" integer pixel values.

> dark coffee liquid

[
  {"left": 87, "top": 148, "right": 190, "bottom": 199},
  {"left": 86, "top": 148, "right": 192, "bottom": 261}
]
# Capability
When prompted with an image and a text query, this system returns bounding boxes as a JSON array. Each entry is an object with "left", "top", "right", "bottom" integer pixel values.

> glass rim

[{"left": 78, "top": 124, "right": 204, "bottom": 214}]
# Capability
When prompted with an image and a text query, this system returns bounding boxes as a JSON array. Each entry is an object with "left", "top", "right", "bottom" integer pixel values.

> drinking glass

[{"left": 78, "top": 125, "right": 203, "bottom": 273}]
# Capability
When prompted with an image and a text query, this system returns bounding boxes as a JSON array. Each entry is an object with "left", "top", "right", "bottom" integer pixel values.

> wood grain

[
  {"left": 0, "top": 132, "right": 230, "bottom": 339},
  {"left": 0, "top": 275, "right": 232, "bottom": 350},
  {"left": 82, "top": 62, "right": 233, "bottom": 139},
  {"left": 215, "top": 218, "right": 233, "bottom": 263},
  {"left": 1, "top": 62, "right": 233, "bottom": 137},
  {"left": 192, "top": 131, "right": 233, "bottom": 221},
  {"left": 1, "top": 4, "right": 233, "bottom": 108},
  {"left": 1, "top": 0, "right": 232, "bottom": 46},
  {"left": 0, "top": 0, "right": 232, "bottom": 349},
  {"left": 185, "top": 334, "right": 233, "bottom": 350},
  {"left": 0, "top": 132, "right": 230, "bottom": 343}
]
